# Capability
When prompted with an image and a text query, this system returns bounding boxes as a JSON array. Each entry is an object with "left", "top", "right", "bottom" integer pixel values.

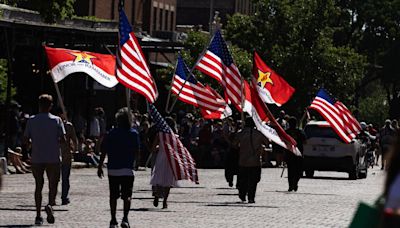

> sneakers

[
  {"left": 153, "top": 197, "right": 159, "bottom": 207},
  {"left": 248, "top": 200, "right": 255, "bottom": 204},
  {"left": 162, "top": 201, "right": 168, "bottom": 209},
  {"left": 61, "top": 198, "right": 70, "bottom": 205},
  {"left": 45, "top": 204, "right": 55, "bottom": 224},
  {"left": 239, "top": 194, "right": 246, "bottom": 202},
  {"left": 34, "top": 216, "right": 43, "bottom": 226},
  {"left": 121, "top": 218, "right": 130, "bottom": 228}
]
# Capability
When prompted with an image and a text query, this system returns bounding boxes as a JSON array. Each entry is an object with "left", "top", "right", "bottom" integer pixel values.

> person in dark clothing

[
  {"left": 235, "top": 117, "right": 269, "bottom": 203},
  {"left": 285, "top": 117, "right": 306, "bottom": 192},
  {"left": 224, "top": 131, "right": 239, "bottom": 187},
  {"left": 98, "top": 108, "right": 140, "bottom": 228}
]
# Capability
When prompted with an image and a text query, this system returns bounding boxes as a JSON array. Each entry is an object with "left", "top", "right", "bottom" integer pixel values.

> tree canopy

[{"left": 222, "top": 0, "right": 400, "bottom": 122}]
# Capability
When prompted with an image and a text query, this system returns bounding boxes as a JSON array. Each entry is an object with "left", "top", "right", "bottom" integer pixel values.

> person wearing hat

[{"left": 379, "top": 120, "right": 397, "bottom": 170}]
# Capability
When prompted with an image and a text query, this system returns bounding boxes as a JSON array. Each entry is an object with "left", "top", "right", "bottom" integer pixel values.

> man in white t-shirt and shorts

[{"left": 24, "top": 94, "right": 67, "bottom": 225}]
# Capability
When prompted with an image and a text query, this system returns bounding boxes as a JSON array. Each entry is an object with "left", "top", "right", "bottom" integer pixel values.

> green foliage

[
  {"left": 358, "top": 84, "right": 389, "bottom": 126},
  {"left": 225, "top": 0, "right": 368, "bottom": 116},
  {"left": 0, "top": 59, "right": 16, "bottom": 104},
  {"left": 31, "top": 0, "right": 76, "bottom": 23}
]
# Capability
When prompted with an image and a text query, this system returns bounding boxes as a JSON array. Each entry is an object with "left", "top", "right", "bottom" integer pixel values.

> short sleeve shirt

[{"left": 24, "top": 113, "right": 65, "bottom": 164}]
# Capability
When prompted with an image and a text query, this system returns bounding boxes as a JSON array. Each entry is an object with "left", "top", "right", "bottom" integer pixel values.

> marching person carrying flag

[{"left": 148, "top": 104, "right": 199, "bottom": 209}]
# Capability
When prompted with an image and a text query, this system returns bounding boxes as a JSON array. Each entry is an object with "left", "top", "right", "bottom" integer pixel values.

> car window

[{"left": 304, "top": 125, "right": 344, "bottom": 142}]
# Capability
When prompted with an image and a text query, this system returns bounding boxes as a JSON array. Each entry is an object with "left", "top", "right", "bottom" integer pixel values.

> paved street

[{"left": 0, "top": 167, "right": 384, "bottom": 228}]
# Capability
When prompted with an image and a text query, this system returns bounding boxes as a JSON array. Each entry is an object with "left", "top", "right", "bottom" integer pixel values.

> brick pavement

[{"left": 0, "top": 167, "right": 384, "bottom": 228}]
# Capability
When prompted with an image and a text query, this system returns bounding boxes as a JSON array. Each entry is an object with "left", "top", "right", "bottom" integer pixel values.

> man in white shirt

[{"left": 24, "top": 94, "right": 66, "bottom": 225}]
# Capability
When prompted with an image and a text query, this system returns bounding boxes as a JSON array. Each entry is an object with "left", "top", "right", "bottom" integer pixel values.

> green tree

[
  {"left": 225, "top": 0, "right": 367, "bottom": 116},
  {"left": 1, "top": 0, "right": 76, "bottom": 23},
  {"left": 32, "top": 0, "right": 76, "bottom": 23}
]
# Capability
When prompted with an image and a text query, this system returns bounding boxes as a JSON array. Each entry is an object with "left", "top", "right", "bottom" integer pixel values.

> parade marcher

[
  {"left": 224, "top": 129, "right": 239, "bottom": 188},
  {"left": 285, "top": 117, "right": 306, "bottom": 192},
  {"left": 150, "top": 117, "right": 178, "bottom": 209},
  {"left": 379, "top": 120, "right": 396, "bottom": 170},
  {"left": 98, "top": 108, "right": 140, "bottom": 228},
  {"left": 23, "top": 94, "right": 66, "bottom": 225},
  {"left": 57, "top": 111, "right": 78, "bottom": 205},
  {"left": 235, "top": 117, "right": 269, "bottom": 203}
]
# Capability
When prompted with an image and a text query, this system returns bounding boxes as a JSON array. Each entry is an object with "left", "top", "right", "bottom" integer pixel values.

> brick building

[
  {"left": 75, "top": 0, "right": 177, "bottom": 38},
  {"left": 176, "top": 0, "right": 254, "bottom": 31}
]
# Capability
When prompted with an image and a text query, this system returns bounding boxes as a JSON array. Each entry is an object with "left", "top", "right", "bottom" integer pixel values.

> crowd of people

[{"left": 1, "top": 94, "right": 400, "bottom": 227}]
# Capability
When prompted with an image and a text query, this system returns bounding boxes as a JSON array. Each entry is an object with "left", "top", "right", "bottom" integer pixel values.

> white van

[{"left": 303, "top": 121, "right": 367, "bottom": 179}]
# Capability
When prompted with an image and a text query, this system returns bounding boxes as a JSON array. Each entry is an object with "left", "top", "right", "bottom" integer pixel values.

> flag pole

[
  {"left": 51, "top": 74, "right": 68, "bottom": 117},
  {"left": 165, "top": 31, "right": 217, "bottom": 113},
  {"left": 165, "top": 56, "right": 179, "bottom": 113},
  {"left": 240, "top": 78, "right": 245, "bottom": 128}
]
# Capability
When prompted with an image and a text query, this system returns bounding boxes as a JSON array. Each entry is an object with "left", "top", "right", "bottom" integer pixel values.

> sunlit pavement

[{"left": 0, "top": 166, "right": 384, "bottom": 227}]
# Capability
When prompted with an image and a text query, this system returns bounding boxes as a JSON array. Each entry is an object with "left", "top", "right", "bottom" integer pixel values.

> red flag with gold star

[
  {"left": 253, "top": 52, "right": 295, "bottom": 106},
  {"left": 44, "top": 46, "right": 118, "bottom": 88}
]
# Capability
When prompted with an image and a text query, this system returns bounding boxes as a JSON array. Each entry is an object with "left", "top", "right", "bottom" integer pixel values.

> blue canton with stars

[
  {"left": 149, "top": 104, "right": 172, "bottom": 134},
  {"left": 119, "top": 9, "right": 133, "bottom": 46},
  {"left": 208, "top": 30, "right": 234, "bottom": 66},
  {"left": 316, "top": 88, "right": 335, "bottom": 105},
  {"left": 175, "top": 55, "right": 198, "bottom": 84}
]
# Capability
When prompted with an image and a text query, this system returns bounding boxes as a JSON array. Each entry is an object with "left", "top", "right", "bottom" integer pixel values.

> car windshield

[{"left": 304, "top": 125, "right": 343, "bottom": 142}]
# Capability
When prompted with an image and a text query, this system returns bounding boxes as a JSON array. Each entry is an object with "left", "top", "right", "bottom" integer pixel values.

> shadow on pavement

[
  {"left": 205, "top": 202, "right": 279, "bottom": 208},
  {"left": 214, "top": 187, "right": 236, "bottom": 190},
  {"left": 266, "top": 190, "right": 338, "bottom": 196},
  {"left": 0, "top": 208, "right": 68, "bottom": 212},
  {"left": 217, "top": 193, "right": 238, "bottom": 196},
  {"left": 303, "top": 176, "right": 349, "bottom": 180},
  {"left": 126, "top": 208, "right": 175, "bottom": 212},
  {"left": 0, "top": 225, "right": 33, "bottom": 227},
  {"left": 132, "top": 197, "right": 155, "bottom": 200}
]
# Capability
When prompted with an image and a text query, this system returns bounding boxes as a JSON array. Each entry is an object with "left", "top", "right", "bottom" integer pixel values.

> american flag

[
  {"left": 335, "top": 101, "right": 361, "bottom": 138},
  {"left": 309, "top": 89, "right": 360, "bottom": 143},
  {"left": 149, "top": 104, "right": 199, "bottom": 184},
  {"left": 116, "top": 9, "right": 158, "bottom": 103},
  {"left": 172, "top": 55, "right": 226, "bottom": 112},
  {"left": 195, "top": 30, "right": 243, "bottom": 111},
  {"left": 200, "top": 85, "right": 233, "bottom": 119}
]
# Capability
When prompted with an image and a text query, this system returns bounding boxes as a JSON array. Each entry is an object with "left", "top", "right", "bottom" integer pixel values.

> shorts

[{"left": 108, "top": 176, "right": 134, "bottom": 200}]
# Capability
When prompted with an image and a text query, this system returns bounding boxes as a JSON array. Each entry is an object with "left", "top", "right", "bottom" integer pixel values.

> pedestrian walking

[
  {"left": 379, "top": 120, "right": 396, "bottom": 170},
  {"left": 150, "top": 117, "right": 178, "bottom": 209},
  {"left": 235, "top": 117, "right": 269, "bottom": 203},
  {"left": 97, "top": 108, "right": 139, "bottom": 228},
  {"left": 23, "top": 94, "right": 66, "bottom": 225},
  {"left": 285, "top": 117, "right": 306, "bottom": 192},
  {"left": 57, "top": 111, "right": 78, "bottom": 205}
]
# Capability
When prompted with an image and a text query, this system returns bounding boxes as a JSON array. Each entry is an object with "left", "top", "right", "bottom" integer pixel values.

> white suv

[{"left": 303, "top": 121, "right": 367, "bottom": 179}]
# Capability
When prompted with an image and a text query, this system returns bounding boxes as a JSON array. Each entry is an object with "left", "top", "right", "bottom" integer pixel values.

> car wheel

[{"left": 305, "top": 170, "right": 314, "bottom": 178}]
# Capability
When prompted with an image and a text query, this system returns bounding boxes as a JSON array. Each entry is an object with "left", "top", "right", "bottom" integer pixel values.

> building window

[
  {"left": 153, "top": 7, "right": 157, "bottom": 32},
  {"left": 159, "top": 8, "right": 163, "bottom": 31},
  {"left": 170, "top": 11, "right": 174, "bottom": 31},
  {"left": 164, "top": 10, "right": 169, "bottom": 30}
]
